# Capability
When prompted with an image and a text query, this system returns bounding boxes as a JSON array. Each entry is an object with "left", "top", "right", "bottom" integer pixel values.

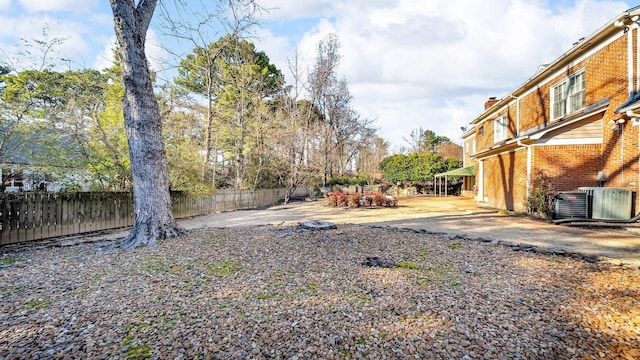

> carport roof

[{"left": 434, "top": 165, "right": 476, "bottom": 178}]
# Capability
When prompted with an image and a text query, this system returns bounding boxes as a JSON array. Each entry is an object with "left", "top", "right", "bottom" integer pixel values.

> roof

[
  {"left": 435, "top": 165, "right": 476, "bottom": 178},
  {"left": 615, "top": 92, "right": 640, "bottom": 113},
  {"left": 470, "top": 98, "right": 610, "bottom": 159},
  {"left": 470, "top": 5, "right": 640, "bottom": 126}
]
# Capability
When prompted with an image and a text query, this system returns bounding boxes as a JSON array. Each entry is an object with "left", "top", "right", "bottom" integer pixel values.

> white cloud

[
  {"left": 258, "top": 0, "right": 632, "bottom": 150},
  {"left": 257, "top": 0, "right": 351, "bottom": 20},
  {"left": 92, "top": 36, "right": 116, "bottom": 71},
  {"left": 145, "top": 29, "right": 169, "bottom": 75},
  {"left": 18, "top": 0, "right": 99, "bottom": 13},
  {"left": 2, "top": 0, "right": 634, "bottom": 152},
  {"left": 0, "top": 13, "right": 93, "bottom": 70},
  {"left": 0, "top": 0, "right": 10, "bottom": 12}
]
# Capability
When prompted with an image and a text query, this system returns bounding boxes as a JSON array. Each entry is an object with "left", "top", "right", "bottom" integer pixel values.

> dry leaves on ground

[{"left": 0, "top": 225, "right": 639, "bottom": 359}]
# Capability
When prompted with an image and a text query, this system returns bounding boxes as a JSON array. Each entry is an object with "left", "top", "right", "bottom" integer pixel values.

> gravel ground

[{"left": 1, "top": 225, "right": 639, "bottom": 359}]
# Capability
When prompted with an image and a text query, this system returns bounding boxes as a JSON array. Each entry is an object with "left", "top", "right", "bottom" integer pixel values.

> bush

[
  {"left": 326, "top": 176, "right": 351, "bottom": 187},
  {"left": 373, "top": 192, "right": 384, "bottom": 206},
  {"left": 323, "top": 191, "right": 398, "bottom": 209},
  {"left": 325, "top": 192, "right": 339, "bottom": 207},
  {"left": 526, "top": 170, "right": 555, "bottom": 218}
]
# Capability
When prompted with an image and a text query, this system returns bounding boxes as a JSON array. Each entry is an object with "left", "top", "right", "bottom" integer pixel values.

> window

[
  {"left": 551, "top": 70, "right": 585, "bottom": 120},
  {"left": 478, "top": 126, "right": 484, "bottom": 136},
  {"left": 494, "top": 115, "right": 508, "bottom": 142}
]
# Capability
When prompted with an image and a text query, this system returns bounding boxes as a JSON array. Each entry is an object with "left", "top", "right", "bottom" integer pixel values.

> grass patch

[
  {"left": 447, "top": 243, "right": 463, "bottom": 250},
  {"left": 205, "top": 260, "right": 241, "bottom": 277},
  {"left": 307, "top": 282, "right": 319, "bottom": 292},
  {"left": 25, "top": 300, "right": 47, "bottom": 309},
  {"left": 397, "top": 261, "right": 420, "bottom": 270},
  {"left": 206, "top": 232, "right": 227, "bottom": 246},
  {"left": 0, "top": 257, "right": 21, "bottom": 267},
  {"left": 122, "top": 334, "right": 151, "bottom": 360},
  {"left": 353, "top": 294, "right": 371, "bottom": 305}
]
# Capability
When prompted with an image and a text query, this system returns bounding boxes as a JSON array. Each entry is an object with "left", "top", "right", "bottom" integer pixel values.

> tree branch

[{"left": 136, "top": 0, "right": 157, "bottom": 35}]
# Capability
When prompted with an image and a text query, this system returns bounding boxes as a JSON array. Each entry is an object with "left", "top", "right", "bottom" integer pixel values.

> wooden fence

[{"left": 0, "top": 189, "right": 286, "bottom": 246}]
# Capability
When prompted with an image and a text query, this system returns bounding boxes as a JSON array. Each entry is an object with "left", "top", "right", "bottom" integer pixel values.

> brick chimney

[{"left": 484, "top": 97, "right": 498, "bottom": 110}]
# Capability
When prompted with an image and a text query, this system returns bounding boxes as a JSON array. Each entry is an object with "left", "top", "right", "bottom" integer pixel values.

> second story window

[
  {"left": 552, "top": 70, "right": 585, "bottom": 120},
  {"left": 494, "top": 115, "right": 508, "bottom": 142}
]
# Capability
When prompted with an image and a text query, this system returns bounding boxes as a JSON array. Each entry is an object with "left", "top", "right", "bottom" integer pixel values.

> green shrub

[{"left": 526, "top": 170, "right": 555, "bottom": 218}]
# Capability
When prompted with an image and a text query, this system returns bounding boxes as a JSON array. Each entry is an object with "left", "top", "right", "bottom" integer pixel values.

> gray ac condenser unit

[
  {"left": 554, "top": 192, "right": 588, "bottom": 219},
  {"left": 578, "top": 187, "right": 632, "bottom": 220}
]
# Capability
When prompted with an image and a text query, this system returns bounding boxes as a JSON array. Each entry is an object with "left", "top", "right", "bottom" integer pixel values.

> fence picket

[
  {"left": 1, "top": 196, "right": 10, "bottom": 245},
  {"left": 0, "top": 189, "right": 290, "bottom": 246}
]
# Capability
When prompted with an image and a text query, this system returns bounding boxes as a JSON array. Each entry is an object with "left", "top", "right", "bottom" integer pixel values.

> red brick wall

[
  {"left": 475, "top": 119, "right": 493, "bottom": 151},
  {"left": 474, "top": 105, "right": 518, "bottom": 150},
  {"left": 518, "top": 84, "right": 550, "bottom": 133},
  {"left": 532, "top": 144, "right": 604, "bottom": 192},
  {"left": 512, "top": 34, "right": 629, "bottom": 137},
  {"left": 482, "top": 149, "right": 528, "bottom": 211},
  {"left": 476, "top": 30, "right": 640, "bottom": 213}
]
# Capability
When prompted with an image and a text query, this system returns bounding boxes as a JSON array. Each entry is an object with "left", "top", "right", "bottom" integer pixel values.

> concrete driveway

[{"left": 180, "top": 196, "right": 640, "bottom": 272}]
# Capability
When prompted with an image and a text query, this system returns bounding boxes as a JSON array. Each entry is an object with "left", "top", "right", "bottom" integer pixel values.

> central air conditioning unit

[
  {"left": 554, "top": 192, "right": 588, "bottom": 219},
  {"left": 578, "top": 187, "right": 632, "bottom": 220}
]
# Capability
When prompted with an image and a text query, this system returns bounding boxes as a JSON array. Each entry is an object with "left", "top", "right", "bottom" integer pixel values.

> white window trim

[
  {"left": 551, "top": 69, "right": 585, "bottom": 120},
  {"left": 494, "top": 114, "right": 508, "bottom": 142}
]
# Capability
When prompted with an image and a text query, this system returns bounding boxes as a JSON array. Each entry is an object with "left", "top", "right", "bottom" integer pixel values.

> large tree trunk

[{"left": 110, "top": 0, "right": 184, "bottom": 249}]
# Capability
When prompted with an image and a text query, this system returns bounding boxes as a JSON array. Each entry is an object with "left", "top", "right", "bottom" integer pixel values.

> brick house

[
  {"left": 460, "top": 124, "right": 477, "bottom": 198},
  {"left": 465, "top": 6, "right": 640, "bottom": 214}
]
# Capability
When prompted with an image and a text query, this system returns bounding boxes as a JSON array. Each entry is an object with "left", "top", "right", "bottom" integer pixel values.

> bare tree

[
  {"left": 109, "top": 0, "right": 183, "bottom": 249},
  {"left": 307, "top": 34, "right": 375, "bottom": 185},
  {"left": 357, "top": 136, "right": 389, "bottom": 176},
  {"left": 274, "top": 50, "right": 321, "bottom": 203}
]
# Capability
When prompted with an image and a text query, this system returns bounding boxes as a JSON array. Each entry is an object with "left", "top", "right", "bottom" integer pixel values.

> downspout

[
  {"left": 509, "top": 94, "right": 520, "bottom": 136},
  {"left": 637, "top": 26, "right": 640, "bottom": 94},
  {"left": 626, "top": 110, "right": 640, "bottom": 211},
  {"left": 621, "top": 121, "right": 625, "bottom": 183},
  {"left": 517, "top": 140, "right": 533, "bottom": 200},
  {"left": 628, "top": 26, "right": 634, "bottom": 97},
  {"left": 477, "top": 160, "right": 484, "bottom": 202}
]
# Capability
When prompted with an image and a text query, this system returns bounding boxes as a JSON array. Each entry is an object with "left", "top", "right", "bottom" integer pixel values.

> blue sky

[{"left": 0, "top": 0, "right": 634, "bottom": 152}]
